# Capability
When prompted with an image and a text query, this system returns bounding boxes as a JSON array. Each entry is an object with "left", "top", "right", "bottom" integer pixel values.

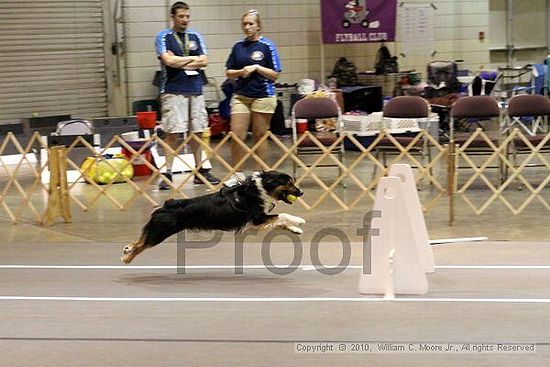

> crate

[
  {"left": 344, "top": 112, "right": 439, "bottom": 145},
  {"left": 342, "top": 112, "right": 384, "bottom": 136}
]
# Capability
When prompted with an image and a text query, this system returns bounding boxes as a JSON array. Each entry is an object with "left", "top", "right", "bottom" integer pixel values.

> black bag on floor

[{"left": 270, "top": 100, "right": 291, "bottom": 136}]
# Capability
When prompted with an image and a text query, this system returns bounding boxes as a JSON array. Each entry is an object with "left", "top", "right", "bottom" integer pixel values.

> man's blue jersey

[{"left": 155, "top": 28, "right": 207, "bottom": 95}]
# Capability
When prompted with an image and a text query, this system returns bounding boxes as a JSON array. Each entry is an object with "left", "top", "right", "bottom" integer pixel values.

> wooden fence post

[
  {"left": 447, "top": 142, "right": 457, "bottom": 226},
  {"left": 43, "top": 146, "right": 71, "bottom": 225}
]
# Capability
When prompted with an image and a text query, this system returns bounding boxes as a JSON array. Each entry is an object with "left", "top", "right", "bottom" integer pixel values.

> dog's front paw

[
  {"left": 292, "top": 216, "right": 305, "bottom": 225},
  {"left": 279, "top": 213, "right": 306, "bottom": 225},
  {"left": 288, "top": 226, "right": 303, "bottom": 234}
]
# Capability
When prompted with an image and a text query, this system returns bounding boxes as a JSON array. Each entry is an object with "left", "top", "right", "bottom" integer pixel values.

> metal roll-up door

[{"left": 0, "top": 0, "right": 107, "bottom": 125}]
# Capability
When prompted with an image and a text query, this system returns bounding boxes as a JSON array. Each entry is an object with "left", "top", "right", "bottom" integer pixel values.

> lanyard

[{"left": 173, "top": 31, "right": 189, "bottom": 56}]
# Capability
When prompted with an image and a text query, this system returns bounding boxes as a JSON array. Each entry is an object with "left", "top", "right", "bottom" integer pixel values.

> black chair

[{"left": 424, "top": 61, "right": 461, "bottom": 99}]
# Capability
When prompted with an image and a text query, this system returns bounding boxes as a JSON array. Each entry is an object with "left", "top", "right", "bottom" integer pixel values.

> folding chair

[
  {"left": 373, "top": 96, "right": 431, "bottom": 170},
  {"left": 291, "top": 97, "right": 343, "bottom": 178},
  {"left": 502, "top": 94, "right": 549, "bottom": 136},
  {"left": 450, "top": 96, "right": 501, "bottom": 141},
  {"left": 506, "top": 94, "right": 550, "bottom": 167},
  {"left": 450, "top": 95, "right": 504, "bottom": 180}
]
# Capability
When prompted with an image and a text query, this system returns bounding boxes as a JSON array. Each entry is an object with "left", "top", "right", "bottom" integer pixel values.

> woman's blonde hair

[{"left": 242, "top": 9, "right": 262, "bottom": 32}]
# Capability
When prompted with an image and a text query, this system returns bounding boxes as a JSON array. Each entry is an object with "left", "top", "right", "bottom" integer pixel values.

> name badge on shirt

[{"left": 184, "top": 70, "right": 199, "bottom": 76}]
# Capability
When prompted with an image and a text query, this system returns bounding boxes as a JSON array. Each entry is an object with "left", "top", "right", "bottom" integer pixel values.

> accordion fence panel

[
  {"left": 453, "top": 128, "right": 550, "bottom": 216},
  {"left": 0, "top": 132, "right": 49, "bottom": 223},
  {"left": 0, "top": 129, "right": 548, "bottom": 224}
]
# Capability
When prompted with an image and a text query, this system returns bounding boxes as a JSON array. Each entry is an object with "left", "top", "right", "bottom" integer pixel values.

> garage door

[{"left": 0, "top": 0, "right": 107, "bottom": 125}]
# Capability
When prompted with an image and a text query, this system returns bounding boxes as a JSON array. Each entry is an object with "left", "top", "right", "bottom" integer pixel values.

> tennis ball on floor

[{"left": 287, "top": 194, "right": 298, "bottom": 203}]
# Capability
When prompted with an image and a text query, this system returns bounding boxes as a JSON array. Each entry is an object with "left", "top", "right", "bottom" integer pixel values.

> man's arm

[
  {"left": 182, "top": 54, "right": 208, "bottom": 69},
  {"left": 159, "top": 52, "right": 208, "bottom": 70}
]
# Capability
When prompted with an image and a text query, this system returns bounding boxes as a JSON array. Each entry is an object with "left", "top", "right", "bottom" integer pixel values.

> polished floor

[{"left": 1, "top": 146, "right": 550, "bottom": 366}]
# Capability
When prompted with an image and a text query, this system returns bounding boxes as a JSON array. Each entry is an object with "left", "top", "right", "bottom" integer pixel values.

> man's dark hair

[{"left": 171, "top": 2, "right": 189, "bottom": 16}]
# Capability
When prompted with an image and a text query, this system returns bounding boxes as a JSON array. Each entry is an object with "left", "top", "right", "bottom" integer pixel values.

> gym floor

[{"left": 1, "top": 158, "right": 549, "bottom": 366}]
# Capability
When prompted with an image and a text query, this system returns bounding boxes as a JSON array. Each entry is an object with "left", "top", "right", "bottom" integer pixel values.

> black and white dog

[{"left": 121, "top": 171, "right": 305, "bottom": 263}]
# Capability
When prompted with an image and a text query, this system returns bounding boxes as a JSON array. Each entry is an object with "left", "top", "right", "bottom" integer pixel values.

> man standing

[{"left": 155, "top": 1, "right": 219, "bottom": 189}]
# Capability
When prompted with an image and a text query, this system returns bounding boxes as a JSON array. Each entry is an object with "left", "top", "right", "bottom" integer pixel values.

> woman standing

[{"left": 224, "top": 9, "right": 282, "bottom": 186}]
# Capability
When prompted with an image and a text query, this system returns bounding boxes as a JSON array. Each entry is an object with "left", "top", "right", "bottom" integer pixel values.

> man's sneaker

[
  {"left": 158, "top": 173, "right": 172, "bottom": 190},
  {"left": 193, "top": 168, "right": 220, "bottom": 185},
  {"left": 223, "top": 172, "right": 246, "bottom": 187}
]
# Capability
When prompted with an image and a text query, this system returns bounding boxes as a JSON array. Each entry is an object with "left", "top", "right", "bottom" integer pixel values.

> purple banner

[{"left": 321, "top": 0, "right": 397, "bottom": 44}]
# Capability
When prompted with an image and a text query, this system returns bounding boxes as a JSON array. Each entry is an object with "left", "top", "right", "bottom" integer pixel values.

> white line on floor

[
  {"left": 0, "top": 265, "right": 318, "bottom": 270},
  {"left": 303, "top": 265, "right": 550, "bottom": 271},
  {"left": 436, "top": 265, "right": 550, "bottom": 269},
  {"left": 429, "top": 237, "right": 488, "bottom": 245},
  {"left": 1, "top": 265, "right": 550, "bottom": 270},
  {"left": 1, "top": 296, "right": 550, "bottom": 303}
]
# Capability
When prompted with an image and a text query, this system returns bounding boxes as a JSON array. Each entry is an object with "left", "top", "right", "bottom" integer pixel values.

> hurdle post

[
  {"left": 359, "top": 164, "right": 432, "bottom": 296},
  {"left": 388, "top": 163, "right": 434, "bottom": 273}
]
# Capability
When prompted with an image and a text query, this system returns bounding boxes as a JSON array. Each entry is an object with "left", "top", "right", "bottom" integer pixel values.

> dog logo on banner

[{"left": 321, "top": 0, "right": 396, "bottom": 44}]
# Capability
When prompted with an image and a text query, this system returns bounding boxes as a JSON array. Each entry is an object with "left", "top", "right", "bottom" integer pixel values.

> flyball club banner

[{"left": 321, "top": 0, "right": 397, "bottom": 44}]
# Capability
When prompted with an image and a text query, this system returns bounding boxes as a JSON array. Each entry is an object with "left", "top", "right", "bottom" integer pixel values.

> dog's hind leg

[
  {"left": 121, "top": 227, "right": 178, "bottom": 264},
  {"left": 121, "top": 208, "right": 181, "bottom": 263},
  {"left": 120, "top": 208, "right": 183, "bottom": 264},
  {"left": 121, "top": 234, "right": 151, "bottom": 264}
]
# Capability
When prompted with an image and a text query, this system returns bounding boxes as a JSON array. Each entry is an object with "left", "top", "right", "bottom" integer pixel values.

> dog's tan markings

[{"left": 121, "top": 238, "right": 151, "bottom": 264}]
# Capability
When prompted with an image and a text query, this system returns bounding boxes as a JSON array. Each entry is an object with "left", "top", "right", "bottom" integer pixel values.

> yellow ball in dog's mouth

[{"left": 287, "top": 194, "right": 298, "bottom": 203}]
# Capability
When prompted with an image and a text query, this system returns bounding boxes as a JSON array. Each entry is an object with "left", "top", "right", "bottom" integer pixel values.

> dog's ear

[{"left": 259, "top": 170, "right": 271, "bottom": 179}]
